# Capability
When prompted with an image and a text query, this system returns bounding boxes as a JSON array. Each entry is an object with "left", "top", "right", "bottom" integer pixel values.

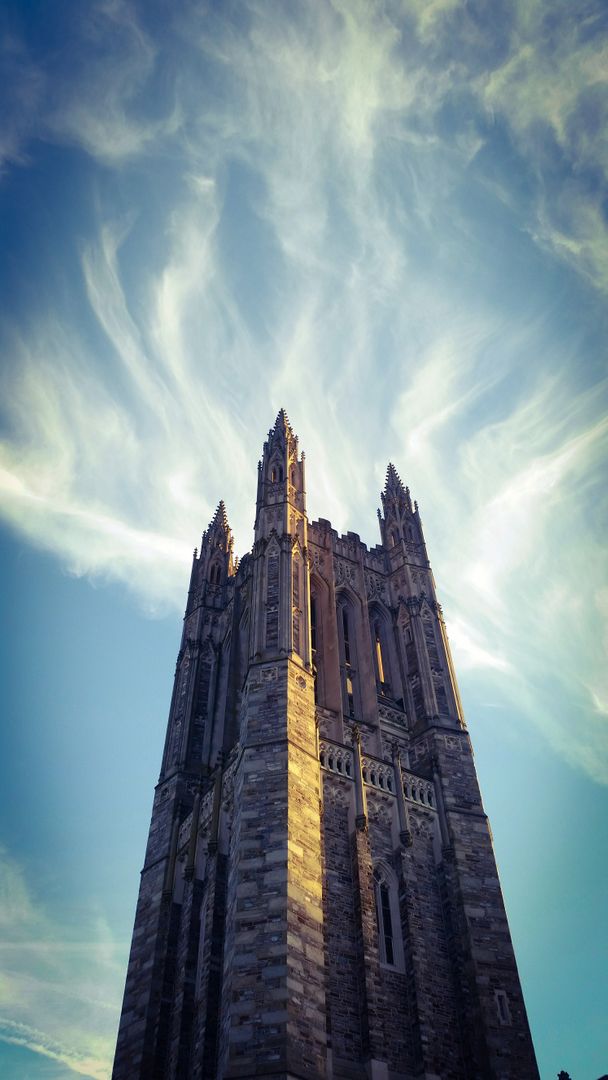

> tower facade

[{"left": 113, "top": 412, "right": 539, "bottom": 1080}]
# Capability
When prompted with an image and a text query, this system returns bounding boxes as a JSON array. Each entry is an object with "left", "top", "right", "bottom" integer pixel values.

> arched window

[
  {"left": 310, "top": 575, "right": 329, "bottom": 708},
  {"left": 195, "top": 898, "right": 208, "bottom": 1001},
  {"left": 210, "top": 563, "right": 221, "bottom": 586},
  {"left": 311, "top": 595, "right": 318, "bottom": 704},
  {"left": 373, "top": 865, "right": 404, "bottom": 971},
  {"left": 343, "top": 608, "right": 354, "bottom": 716},
  {"left": 374, "top": 623, "right": 385, "bottom": 684},
  {"left": 337, "top": 598, "right": 358, "bottom": 719},
  {"left": 369, "top": 608, "right": 393, "bottom": 698},
  {"left": 270, "top": 462, "right": 283, "bottom": 483}
]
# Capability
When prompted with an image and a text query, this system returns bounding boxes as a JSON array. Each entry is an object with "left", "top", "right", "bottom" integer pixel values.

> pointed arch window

[
  {"left": 311, "top": 595, "right": 319, "bottom": 703},
  {"left": 270, "top": 462, "right": 283, "bottom": 483},
  {"left": 374, "top": 625, "right": 385, "bottom": 684},
  {"left": 337, "top": 599, "right": 358, "bottom": 719},
  {"left": 343, "top": 608, "right": 355, "bottom": 715},
  {"left": 342, "top": 607, "right": 352, "bottom": 666},
  {"left": 373, "top": 865, "right": 405, "bottom": 971},
  {"left": 371, "top": 616, "right": 392, "bottom": 697},
  {"left": 195, "top": 898, "right": 208, "bottom": 1002}
]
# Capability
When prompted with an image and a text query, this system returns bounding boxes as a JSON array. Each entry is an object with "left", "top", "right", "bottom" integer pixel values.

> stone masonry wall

[
  {"left": 218, "top": 659, "right": 326, "bottom": 1080},
  {"left": 415, "top": 727, "right": 539, "bottom": 1079}
]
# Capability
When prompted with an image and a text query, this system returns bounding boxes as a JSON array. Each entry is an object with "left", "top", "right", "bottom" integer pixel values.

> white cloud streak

[
  {"left": 0, "top": 7, "right": 606, "bottom": 767},
  {"left": 0, "top": 849, "right": 122, "bottom": 1079},
  {"left": 0, "top": 5, "right": 607, "bottom": 1074}
]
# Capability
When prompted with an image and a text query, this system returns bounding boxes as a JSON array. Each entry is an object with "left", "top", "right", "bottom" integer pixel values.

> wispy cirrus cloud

[
  {"left": 479, "top": 5, "right": 608, "bottom": 288},
  {"left": 0, "top": 0, "right": 606, "bottom": 784},
  {"left": 392, "top": 354, "right": 608, "bottom": 782},
  {"left": 0, "top": 848, "right": 122, "bottom": 1079}
]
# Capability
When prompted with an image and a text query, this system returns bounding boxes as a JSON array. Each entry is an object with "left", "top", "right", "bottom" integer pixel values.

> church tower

[{"left": 113, "top": 413, "right": 539, "bottom": 1080}]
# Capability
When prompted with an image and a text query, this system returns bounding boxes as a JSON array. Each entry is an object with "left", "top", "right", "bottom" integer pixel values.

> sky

[{"left": 0, "top": 0, "right": 607, "bottom": 1077}]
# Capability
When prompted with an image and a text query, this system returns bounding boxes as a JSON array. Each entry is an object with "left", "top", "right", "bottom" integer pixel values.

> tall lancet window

[
  {"left": 372, "top": 616, "right": 391, "bottom": 697},
  {"left": 292, "top": 553, "right": 301, "bottom": 657},
  {"left": 338, "top": 601, "right": 357, "bottom": 719},
  {"left": 343, "top": 608, "right": 354, "bottom": 716},
  {"left": 311, "top": 595, "right": 318, "bottom": 703},
  {"left": 375, "top": 625, "right": 385, "bottom": 683},
  {"left": 373, "top": 865, "right": 404, "bottom": 971}
]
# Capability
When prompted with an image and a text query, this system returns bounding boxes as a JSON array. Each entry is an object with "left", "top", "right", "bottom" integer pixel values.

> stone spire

[
  {"left": 378, "top": 462, "right": 413, "bottom": 548},
  {"left": 255, "top": 407, "right": 305, "bottom": 535},
  {"left": 199, "top": 500, "right": 235, "bottom": 583},
  {"left": 271, "top": 407, "right": 296, "bottom": 444}
]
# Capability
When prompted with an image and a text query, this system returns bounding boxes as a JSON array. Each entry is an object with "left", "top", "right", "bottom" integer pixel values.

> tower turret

[
  {"left": 185, "top": 501, "right": 234, "bottom": 617},
  {"left": 378, "top": 462, "right": 415, "bottom": 547},
  {"left": 255, "top": 408, "right": 306, "bottom": 539},
  {"left": 200, "top": 500, "right": 234, "bottom": 583},
  {"left": 250, "top": 408, "right": 310, "bottom": 665}
]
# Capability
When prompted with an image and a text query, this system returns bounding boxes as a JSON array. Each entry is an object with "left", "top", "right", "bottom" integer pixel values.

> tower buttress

[
  {"left": 219, "top": 411, "right": 326, "bottom": 1079},
  {"left": 250, "top": 408, "right": 311, "bottom": 667}
]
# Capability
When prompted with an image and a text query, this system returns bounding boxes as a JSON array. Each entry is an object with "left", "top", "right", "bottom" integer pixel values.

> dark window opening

[
  {"left": 340, "top": 603, "right": 357, "bottom": 718},
  {"left": 374, "top": 868, "right": 396, "bottom": 967},
  {"left": 373, "top": 620, "right": 391, "bottom": 696},
  {"left": 311, "top": 596, "right": 319, "bottom": 703},
  {"left": 346, "top": 674, "right": 355, "bottom": 718},
  {"left": 311, "top": 597, "right": 318, "bottom": 653},
  {"left": 342, "top": 608, "right": 351, "bottom": 665},
  {"left": 380, "top": 883, "right": 394, "bottom": 965}
]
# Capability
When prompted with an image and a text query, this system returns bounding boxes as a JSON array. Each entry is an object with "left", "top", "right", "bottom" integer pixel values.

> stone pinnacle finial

[
  {"left": 201, "top": 500, "right": 233, "bottom": 550},
  {"left": 273, "top": 408, "right": 294, "bottom": 438},
  {"left": 264, "top": 408, "right": 298, "bottom": 456},
  {"left": 211, "top": 499, "right": 230, "bottom": 531},
  {"left": 384, "top": 462, "right": 406, "bottom": 494}
]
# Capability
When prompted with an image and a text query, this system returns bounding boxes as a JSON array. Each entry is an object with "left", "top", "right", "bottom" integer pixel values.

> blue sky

[{"left": 0, "top": 1, "right": 607, "bottom": 1077}]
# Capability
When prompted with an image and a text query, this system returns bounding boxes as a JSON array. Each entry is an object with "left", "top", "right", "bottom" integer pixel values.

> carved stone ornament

[
  {"left": 312, "top": 549, "right": 325, "bottom": 572},
  {"left": 322, "top": 775, "right": 352, "bottom": 808},
  {"left": 410, "top": 811, "right": 433, "bottom": 840},
  {"left": 367, "top": 798, "right": 393, "bottom": 829},
  {"left": 335, "top": 559, "right": 355, "bottom": 587},
  {"left": 365, "top": 573, "right": 387, "bottom": 601},
  {"left": 378, "top": 703, "right": 408, "bottom": 730},
  {"left": 443, "top": 735, "right": 460, "bottom": 751}
]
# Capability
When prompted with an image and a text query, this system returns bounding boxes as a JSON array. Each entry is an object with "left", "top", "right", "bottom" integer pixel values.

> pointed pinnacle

[
  {"left": 384, "top": 462, "right": 406, "bottom": 493},
  {"left": 209, "top": 500, "right": 230, "bottom": 532},
  {"left": 273, "top": 407, "right": 293, "bottom": 435}
]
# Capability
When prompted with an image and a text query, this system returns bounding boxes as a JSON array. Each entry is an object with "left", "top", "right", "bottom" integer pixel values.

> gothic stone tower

[{"left": 113, "top": 411, "right": 539, "bottom": 1080}]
